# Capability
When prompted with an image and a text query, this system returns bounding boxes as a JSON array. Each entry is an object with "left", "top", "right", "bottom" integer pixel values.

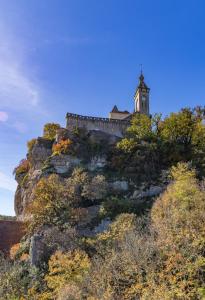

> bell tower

[{"left": 134, "top": 73, "right": 150, "bottom": 116}]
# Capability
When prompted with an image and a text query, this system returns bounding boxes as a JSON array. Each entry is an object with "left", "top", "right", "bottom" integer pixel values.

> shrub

[
  {"left": 26, "top": 174, "right": 70, "bottom": 232},
  {"left": 52, "top": 139, "right": 72, "bottom": 155},
  {"left": 27, "top": 138, "right": 37, "bottom": 153},
  {"left": 82, "top": 175, "right": 108, "bottom": 201},
  {"left": 13, "top": 159, "right": 30, "bottom": 176},
  {"left": 101, "top": 196, "right": 134, "bottom": 219},
  {"left": 98, "top": 213, "right": 137, "bottom": 243},
  {"left": 0, "top": 257, "right": 32, "bottom": 300},
  {"left": 43, "top": 123, "right": 61, "bottom": 140},
  {"left": 26, "top": 174, "right": 88, "bottom": 232},
  {"left": 45, "top": 249, "right": 90, "bottom": 298},
  {"left": 65, "top": 168, "right": 108, "bottom": 205},
  {"left": 10, "top": 243, "right": 21, "bottom": 260}
]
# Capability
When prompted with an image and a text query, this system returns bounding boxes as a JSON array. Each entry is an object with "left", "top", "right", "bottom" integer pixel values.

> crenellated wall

[{"left": 66, "top": 113, "right": 130, "bottom": 137}]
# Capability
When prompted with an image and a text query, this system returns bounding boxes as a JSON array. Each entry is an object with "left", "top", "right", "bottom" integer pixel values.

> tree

[
  {"left": 26, "top": 174, "right": 72, "bottom": 232},
  {"left": 45, "top": 249, "right": 90, "bottom": 298},
  {"left": 43, "top": 123, "right": 61, "bottom": 140},
  {"left": 117, "top": 113, "right": 157, "bottom": 153},
  {"left": 149, "top": 163, "right": 205, "bottom": 299},
  {"left": 159, "top": 108, "right": 205, "bottom": 167}
]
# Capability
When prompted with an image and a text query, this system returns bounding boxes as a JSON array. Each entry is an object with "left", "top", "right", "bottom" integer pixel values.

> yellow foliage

[
  {"left": 27, "top": 138, "right": 37, "bottom": 152},
  {"left": 43, "top": 123, "right": 61, "bottom": 140},
  {"left": 26, "top": 174, "right": 67, "bottom": 231},
  {"left": 45, "top": 249, "right": 90, "bottom": 297},
  {"left": 14, "top": 159, "right": 30, "bottom": 176},
  {"left": 98, "top": 213, "right": 136, "bottom": 243}
]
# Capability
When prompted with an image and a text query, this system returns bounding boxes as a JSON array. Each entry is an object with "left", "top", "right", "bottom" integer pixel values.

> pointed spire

[
  {"left": 139, "top": 72, "right": 144, "bottom": 83},
  {"left": 111, "top": 105, "right": 119, "bottom": 113},
  {"left": 137, "top": 72, "right": 149, "bottom": 91}
]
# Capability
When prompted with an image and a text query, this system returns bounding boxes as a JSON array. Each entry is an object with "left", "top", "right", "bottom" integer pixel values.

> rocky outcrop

[
  {"left": 29, "top": 137, "right": 53, "bottom": 169},
  {"left": 14, "top": 125, "right": 167, "bottom": 224},
  {"left": 47, "top": 155, "right": 82, "bottom": 174},
  {"left": 87, "top": 156, "right": 107, "bottom": 171},
  {"left": 30, "top": 234, "right": 48, "bottom": 267},
  {"left": 15, "top": 127, "right": 121, "bottom": 220},
  {"left": 15, "top": 169, "right": 42, "bottom": 218},
  {"left": 88, "top": 130, "right": 120, "bottom": 146},
  {"left": 132, "top": 185, "right": 164, "bottom": 200}
]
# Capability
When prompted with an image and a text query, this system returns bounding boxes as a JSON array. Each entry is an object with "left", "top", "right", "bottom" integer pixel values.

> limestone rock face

[
  {"left": 93, "top": 218, "right": 111, "bottom": 234},
  {"left": 132, "top": 185, "right": 164, "bottom": 199},
  {"left": 30, "top": 234, "right": 48, "bottom": 267},
  {"left": 14, "top": 186, "right": 24, "bottom": 216},
  {"left": 29, "top": 137, "right": 52, "bottom": 169},
  {"left": 56, "top": 128, "right": 74, "bottom": 143},
  {"left": 87, "top": 155, "right": 107, "bottom": 171},
  {"left": 88, "top": 130, "right": 120, "bottom": 146},
  {"left": 49, "top": 154, "right": 81, "bottom": 174},
  {"left": 14, "top": 170, "right": 42, "bottom": 219}
]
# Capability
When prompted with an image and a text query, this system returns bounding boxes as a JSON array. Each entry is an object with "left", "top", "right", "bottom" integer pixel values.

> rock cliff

[
  {"left": 12, "top": 125, "right": 169, "bottom": 266},
  {"left": 14, "top": 128, "right": 121, "bottom": 220}
]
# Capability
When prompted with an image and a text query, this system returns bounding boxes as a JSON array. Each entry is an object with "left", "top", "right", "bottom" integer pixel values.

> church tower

[{"left": 134, "top": 73, "right": 150, "bottom": 116}]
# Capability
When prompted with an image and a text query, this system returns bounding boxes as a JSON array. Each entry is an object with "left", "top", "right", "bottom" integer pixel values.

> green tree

[{"left": 43, "top": 123, "right": 61, "bottom": 140}]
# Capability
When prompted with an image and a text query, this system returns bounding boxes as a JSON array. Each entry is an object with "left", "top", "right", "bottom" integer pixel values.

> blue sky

[{"left": 0, "top": 0, "right": 205, "bottom": 215}]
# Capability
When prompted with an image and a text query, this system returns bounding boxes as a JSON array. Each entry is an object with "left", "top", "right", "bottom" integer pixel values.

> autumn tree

[
  {"left": 43, "top": 123, "right": 61, "bottom": 140},
  {"left": 26, "top": 174, "right": 72, "bottom": 232},
  {"left": 44, "top": 249, "right": 90, "bottom": 299}
]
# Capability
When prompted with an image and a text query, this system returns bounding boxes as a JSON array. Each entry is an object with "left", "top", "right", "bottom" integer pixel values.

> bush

[
  {"left": 65, "top": 168, "right": 108, "bottom": 205},
  {"left": 26, "top": 174, "right": 88, "bottom": 233},
  {"left": 27, "top": 138, "right": 37, "bottom": 153},
  {"left": 0, "top": 256, "right": 32, "bottom": 300},
  {"left": 26, "top": 174, "right": 71, "bottom": 232},
  {"left": 43, "top": 123, "right": 61, "bottom": 140},
  {"left": 101, "top": 197, "right": 135, "bottom": 219},
  {"left": 13, "top": 159, "right": 30, "bottom": 176},
  {"left": 45, "top": 249, "right": 90, "bottom": 298},
  {"left": 52, "top": 139, "right": 72, "bottom": 155}
]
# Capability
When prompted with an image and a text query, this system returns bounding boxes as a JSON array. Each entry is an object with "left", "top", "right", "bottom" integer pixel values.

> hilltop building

[{"left": 66, "top": 73, "right": 150, "bottom": 137}]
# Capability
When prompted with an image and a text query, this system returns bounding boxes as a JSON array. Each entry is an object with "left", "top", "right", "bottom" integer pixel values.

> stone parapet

[{"left": 66, "top": 112, "right": 130, "bottom": 137}]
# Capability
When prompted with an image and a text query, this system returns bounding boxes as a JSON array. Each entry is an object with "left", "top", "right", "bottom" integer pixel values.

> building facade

[{"left": 66, "top": 73, "right": 150, "bottom": 137}]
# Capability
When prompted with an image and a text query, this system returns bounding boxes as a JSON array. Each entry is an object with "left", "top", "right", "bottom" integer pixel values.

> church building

[{"left": 66, "top": 73, "right": 150, "bottom": 137}]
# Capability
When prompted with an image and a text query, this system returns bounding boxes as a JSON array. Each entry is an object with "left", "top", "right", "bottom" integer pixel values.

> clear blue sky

[{"left": 0, "top": 0, "right": 205, "bottom": 215}]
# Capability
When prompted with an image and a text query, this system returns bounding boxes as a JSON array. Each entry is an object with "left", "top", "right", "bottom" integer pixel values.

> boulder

[
  {"left": 133, "top": 185, "right": 164, "bottom": 199},
  {"left": 30, "top": 234, "right": 48, "bottom": 267},
  {"left": 93, "top": 218, "right": 111, "bottom": 234}
]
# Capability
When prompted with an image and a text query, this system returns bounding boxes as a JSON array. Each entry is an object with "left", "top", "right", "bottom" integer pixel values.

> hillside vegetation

[{"left": 1, "top": 106, "right": 205, "bottom": 300}]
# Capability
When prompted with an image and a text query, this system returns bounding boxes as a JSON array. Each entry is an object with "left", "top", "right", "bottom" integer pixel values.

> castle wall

[
  {"left": 109, "top": 112, "right": 130, "bottom": 120},
  {"left": 66, "top": 113, "right": 129, "bottom": 137}
]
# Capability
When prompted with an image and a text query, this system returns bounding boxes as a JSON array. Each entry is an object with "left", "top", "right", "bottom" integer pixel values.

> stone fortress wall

[{"left": 66, "top": 113, "right": 130, "bottom": 137}]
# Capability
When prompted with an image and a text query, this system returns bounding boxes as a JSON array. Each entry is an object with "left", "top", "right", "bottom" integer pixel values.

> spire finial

[
  {"left": 139, "top": 64, "right": 144, "bottom": 82},
  {"left": 140, "top": 63, "right": 143, "bottom": 75}
]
